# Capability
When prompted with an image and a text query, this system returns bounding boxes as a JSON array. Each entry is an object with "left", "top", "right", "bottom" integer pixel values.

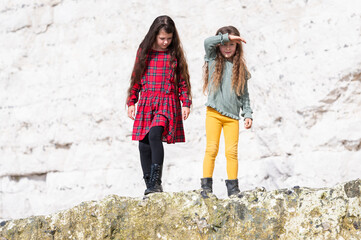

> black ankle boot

[
  {"left": 144, "top": 164, "right": 163, "bottom": 195},
  {"left": 200, "top": 178, "right": 213, "bottom": 198},
  {"left": 225, "top": 179, "right": 240, "bottom": 197},
  {"left": 143, "top": 174, "right": 151, "bottom": 194}
]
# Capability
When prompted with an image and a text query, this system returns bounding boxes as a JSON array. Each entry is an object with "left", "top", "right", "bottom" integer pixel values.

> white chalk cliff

[{"left": 0, "top": 0, "right": 360, "bottom": 220}]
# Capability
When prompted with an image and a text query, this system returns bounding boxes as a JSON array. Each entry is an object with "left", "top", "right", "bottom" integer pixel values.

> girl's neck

[
  {"left": 224, "top": 56, "right": 234, "bottom": 62},
  {"left": 152, "top": 44, "right": 168, "bottom": 52}
]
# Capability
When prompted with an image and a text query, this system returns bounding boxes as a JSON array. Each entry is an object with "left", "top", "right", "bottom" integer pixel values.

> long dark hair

[
  {"left": 127, "top": 15, "right": 191, "bottom": 102},
  {"left": 203, "top": 26, "right": 248, "bottom": 96}
]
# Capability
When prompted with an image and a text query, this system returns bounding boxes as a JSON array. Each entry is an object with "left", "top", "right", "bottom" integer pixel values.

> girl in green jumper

[{"left": 201, "top": 26, "right": 253, "bottom": 197}]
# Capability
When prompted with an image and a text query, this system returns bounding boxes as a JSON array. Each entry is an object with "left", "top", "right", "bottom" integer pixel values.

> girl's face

[
  {"left": 153, "top": 29, "right": 173, "bottom": 51},
  {"left": 219, "top": 41, "right": 237, "bottom": 59}
]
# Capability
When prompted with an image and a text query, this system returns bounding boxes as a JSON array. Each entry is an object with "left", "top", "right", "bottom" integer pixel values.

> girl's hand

[
  {"left": 244, "top": 118, "right": 252, "bottom": 129},
  {"left": 182, "top": 107, "right": 190, "bottom": 120},
  {"left": 229, "top": 35, "right": 246, "bottom": 44},
  {"left": 128, "top": 105, "right": 136, "bottom": 120}
]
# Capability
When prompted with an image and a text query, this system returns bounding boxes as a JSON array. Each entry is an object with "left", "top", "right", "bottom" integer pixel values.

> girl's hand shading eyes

[{"left": 229, "top": 35, "right": 246, "bottom": 44}]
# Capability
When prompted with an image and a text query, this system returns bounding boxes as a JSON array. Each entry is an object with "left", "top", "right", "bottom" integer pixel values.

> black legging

[{"left": 139, "top": 126, "right": 164, "bottom": 176}]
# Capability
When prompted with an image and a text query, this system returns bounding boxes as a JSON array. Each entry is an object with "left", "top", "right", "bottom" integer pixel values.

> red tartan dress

[{"left": 127, "top": 49, "right": 192, "bottom": 143}]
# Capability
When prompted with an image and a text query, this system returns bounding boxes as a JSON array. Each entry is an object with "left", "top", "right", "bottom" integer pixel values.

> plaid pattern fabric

[{"left": 127, "top": 49, "right": 192, "bottom": 143}]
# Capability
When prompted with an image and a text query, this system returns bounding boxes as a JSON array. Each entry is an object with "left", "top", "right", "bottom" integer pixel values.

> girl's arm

[
  {"left": 126, "top": 82, "right": 141, "bottom": 106},
  {"left": 240, "top": 80, "right": 253, "bottom": 120},
  {"left": 229, "top": 35, "right": 247, "bottom": 44},
  {"left": 126, "top": 83, "right": 140, "bottom": 120},
  {"left": 178, "top": 76, "right": 192, "bottom": 120},
  {"left": 126, "top": 48, "right": 143, "bottom": 107},
  {"left": 204, "top": 34, "right": 247, "bottom": 61},
  {"left": 204, "top": 33, "right": 230, "bottom": 61},
  {"left": 178, "top": 80, "right": 191, "bottom": 108}
]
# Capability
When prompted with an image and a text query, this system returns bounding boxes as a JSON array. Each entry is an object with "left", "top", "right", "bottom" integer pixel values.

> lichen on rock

[{"left": 1, "top": 179, "right": 361, "bottom": 239}]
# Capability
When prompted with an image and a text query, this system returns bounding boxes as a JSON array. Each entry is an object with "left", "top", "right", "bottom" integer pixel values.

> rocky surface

[
  {"left": 1, "top": 0, "right": 361, "bottom": 220},
  {"left": 1, "top": 179, "right": 361, "bottom": 239}
]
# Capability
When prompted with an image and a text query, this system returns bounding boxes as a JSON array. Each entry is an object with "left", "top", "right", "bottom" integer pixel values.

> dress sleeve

[
  {"left": 204, "top": 33, "right": 229, "bottom": 62},
  {"left": 126, "top": 82, "right": 141, "bottom": 106},
  {"left": 126, "top": 48, "right": 142, "bottom": 106},
  {"left": 240, "top": 80, "right": 253, "bottom": 119},
  {"left": 178, "top": 74, "right": 192, "bottom": 108}
]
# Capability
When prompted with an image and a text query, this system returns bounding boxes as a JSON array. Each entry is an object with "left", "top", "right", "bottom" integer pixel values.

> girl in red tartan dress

[{"left": 126, "top": 15, "right": 192, "bottom": 195}]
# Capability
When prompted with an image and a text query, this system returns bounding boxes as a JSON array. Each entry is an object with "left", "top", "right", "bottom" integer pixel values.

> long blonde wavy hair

[{"left": 203, "top": 26, "right": 248, "bottom": 96}]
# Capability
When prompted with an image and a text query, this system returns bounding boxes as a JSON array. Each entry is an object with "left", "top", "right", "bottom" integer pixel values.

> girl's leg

[
  {"left": 139, "top": 135, "right": 152, "bottom": 176},
  {"left": 223, "top": 117, "right": 239, "bottom": 180},
  {"left": 144, "top": 125, "right": 164, "bottom": 195},
  {"left": 203, "top": 108, "right": 223, "bottom": 178},
  {"left": 148, "top": 126, "right": 164, "bottom": 165}
]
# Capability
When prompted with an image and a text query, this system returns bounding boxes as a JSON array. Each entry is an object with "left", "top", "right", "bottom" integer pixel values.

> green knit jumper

[{"left": 204, "top": 33, "right": 253, "bottom": 120}]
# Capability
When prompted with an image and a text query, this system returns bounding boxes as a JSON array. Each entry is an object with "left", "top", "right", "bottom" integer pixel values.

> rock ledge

[{"left": 1, "top": 179, "right": 361, "bottom": 239}]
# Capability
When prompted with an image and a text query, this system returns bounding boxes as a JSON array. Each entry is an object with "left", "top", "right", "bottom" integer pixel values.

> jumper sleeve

[
  {"left": 240, "top": 80, "right": 253, "bottom": 119},
  {"left": 204, "top": 33, "right": 229, "bottom": 62},
  {"left": 178, "top": 74, "right": 192, "bottom": 108}
]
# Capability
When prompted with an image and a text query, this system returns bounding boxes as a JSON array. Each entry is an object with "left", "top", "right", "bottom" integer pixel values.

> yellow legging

[{"left": 203, "top": 107, "right": 239, "bottom": 180}]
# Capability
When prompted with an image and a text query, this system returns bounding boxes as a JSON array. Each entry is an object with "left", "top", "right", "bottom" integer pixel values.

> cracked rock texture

[
  {"left": 1, "top": 179, "right": 361, "bottom": 239},
  {"left": 1, "top": 0, "right": 361, "bottom": 220}
]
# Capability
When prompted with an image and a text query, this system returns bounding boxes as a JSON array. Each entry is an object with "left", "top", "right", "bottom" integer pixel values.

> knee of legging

[
  {"left": 139, "top": 142, "right": 150, "bottom": 152},
  {"left": 205, "top": 143, "right": 219, "bottom": 158},
  {"left": 148, "top": 126, "right": 164, "bottom": 142},
  {"left": 225, "top": 145, "right": 238, "bottom": 160}
]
